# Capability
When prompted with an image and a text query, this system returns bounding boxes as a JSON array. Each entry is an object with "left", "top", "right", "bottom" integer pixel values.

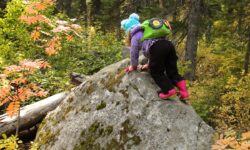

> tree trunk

[
  {"left": 184, "top": 0, "right": 202, "bottom": 81},
  {"left": 172, "top": 0, "right": 179, "bottom": 36},
  {"left": 65, "top": 0, "right": 72, "bottom": 17},
  {"left": 80, "top": 0, "right": 86, "bottom": 14},
  {"left": 237, "top": 5, "right": 243, "bottom": 34},
  {"left": 55, "top": 0, "right": 72, "bottom": 17},
  {"left": 0, "top": 92, "right": 68, "bottom": 136},
  {"left": 113, "top": 0, "right": 124, "bottom": 39},
  {"left": 56, "top": 0, "right": 62, "bottom": 11},
  {"left": 116, "top": 5, "right": 122, "bottom": 39},
  {"left": 205, "top": 22, "right": 212, "bottom": 46},
  {"left": 79, "top": 0, "right": 87, "bottom": 27},
  {"left": 159, "top": 0, "right": 164, "bottom": 9},
  {"left": 244, "top": 33, "right": 250, "bottom": 74},
  {"left": 86, "top": 0, "right": 92, "bottom": 28},
  {"left": 93, "top": 0, "right": 101, "bottom": 19}
]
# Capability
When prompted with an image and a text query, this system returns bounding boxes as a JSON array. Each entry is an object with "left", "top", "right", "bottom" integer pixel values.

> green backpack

[{"left": 140, "top": 18, "right": 172, "bottom": 42}]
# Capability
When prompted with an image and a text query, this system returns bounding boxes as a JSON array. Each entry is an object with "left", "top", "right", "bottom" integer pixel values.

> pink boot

[
  {"left": 159, "top": 89, "right": 177, "bottom": 99},
  {"left": 176, "top": 80, "right": 189, "bottom": 99}
]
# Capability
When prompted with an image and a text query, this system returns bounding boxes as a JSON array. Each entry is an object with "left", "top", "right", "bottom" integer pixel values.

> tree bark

[
  {"left": 184, "top": 0, "right": 202, "bottom": 81},
  {"left": 0, "top": 92, "right": 68, "bottom": 136},
  {"left": 159, "top": 0, "right": 164, "bottom": 9},
  {"left": 80, "top": 0, "right": 86, "bottom": 12},
  {"left": 64, "top": 0, "right": 72, "bottom": 17},
  {"left": 55, "top": 0, "right": 64, "bottom": 13},
  {"left": 79, "top": 0, "right": 87, "bottom": 27},
  {"left": 205, "top": 22, "right": 212, "bottom": 46},
  {"left": 86, "top": 0, "right": 92, "bottom": 27},
  {"left": 244, "top": 33, "right": 250, "bottom": 74},
  {"left": 237, "top": 4, "right": 243, "bottom": 34},
  {"left": 55, "top": 0, "right": 72, "bottom": 17},
  {"left": 93, "top": 0, "right": 101, "bottom": 19}
]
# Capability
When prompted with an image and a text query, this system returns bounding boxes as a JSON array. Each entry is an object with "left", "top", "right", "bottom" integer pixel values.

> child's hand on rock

[
  {"left": 125, "top": 66, "right": 137, "bottom": 73},
  {"left": 138, "top": 64, "right": 149, "bottom": 71}
]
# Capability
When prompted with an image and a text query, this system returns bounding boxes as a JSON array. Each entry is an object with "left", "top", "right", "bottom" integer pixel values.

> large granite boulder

[{"left": 35, "top": 59, "right": 214, "bottom": 150}]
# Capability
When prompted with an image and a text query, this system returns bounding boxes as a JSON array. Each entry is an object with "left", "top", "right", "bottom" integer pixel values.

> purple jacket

[{"left": 130, "top": 26, "right": 164, "bottom": 66}]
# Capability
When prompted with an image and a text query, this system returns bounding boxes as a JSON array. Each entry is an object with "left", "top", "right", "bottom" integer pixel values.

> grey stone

[{"left": 35, "top": 58, "right": 214, "bottom": 150}]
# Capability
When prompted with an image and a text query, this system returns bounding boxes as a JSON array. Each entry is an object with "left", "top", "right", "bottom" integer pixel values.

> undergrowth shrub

[
  {"left": 189, "top": 41, "right": 250, "bottom": 131},
  {"left": 0, "top": 0, "right": 32, "bottom": 66},
  {"left": 0, "top": 134, "right": 22, "bottom": 150},
  {"left": 0, "top": 0, "right": 123, "bottom": 98},
  {"left": 212, "top": 129, "right": 250, "bottom": 150}
]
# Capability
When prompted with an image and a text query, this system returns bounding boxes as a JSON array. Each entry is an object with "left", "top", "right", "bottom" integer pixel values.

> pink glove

[{"left": 125, "top": 66, "right": 137, "bottom": 73}]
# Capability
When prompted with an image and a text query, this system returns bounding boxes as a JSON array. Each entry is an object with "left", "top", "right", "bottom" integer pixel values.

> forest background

[{"left": 0, "top": 0, "right": 249, "bottom": 149}]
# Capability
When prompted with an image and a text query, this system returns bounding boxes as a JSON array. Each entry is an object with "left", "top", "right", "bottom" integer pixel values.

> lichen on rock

[{"left": 35, "top": 58, "right": 214, "bottom": 150}]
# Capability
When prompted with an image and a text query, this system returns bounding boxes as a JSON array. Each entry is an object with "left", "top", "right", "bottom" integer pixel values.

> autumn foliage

[
  {"left": 18, "top": 0, "right": 82, "bottom": 56},
  {"left": 212, "top": 130, "right": 250, "bottom": 150},
  {"left": 0, "top": 60, "right": 50, "bottom": 117},
  {"left": 18, "top": 0, "right": 53, "bottom": 26}
]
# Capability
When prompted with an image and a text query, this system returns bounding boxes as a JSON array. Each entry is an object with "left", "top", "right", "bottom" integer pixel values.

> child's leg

[
  {"left": 164, "top": 40, "right": 189, "bottom": 99},
  {"left": 149, "top": 40, "right": 176, "bottom": 98},
  {"left": 163, "top": 40, "right": 183, "bottom": 84},
  {"left": 149, "top": 64, "right": 173, "bottom": 93}
]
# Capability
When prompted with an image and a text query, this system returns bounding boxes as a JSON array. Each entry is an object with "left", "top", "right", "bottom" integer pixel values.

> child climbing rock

[{"left": 121, "top": 13, "right": 189, "bottom": 100}]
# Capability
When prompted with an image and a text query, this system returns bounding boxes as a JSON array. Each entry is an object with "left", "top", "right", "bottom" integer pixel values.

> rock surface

[{"left": 35, "top": 59, "right": 214, "bottom": 150}]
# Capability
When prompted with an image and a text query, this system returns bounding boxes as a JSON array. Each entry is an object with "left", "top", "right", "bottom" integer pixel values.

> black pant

[{"left": 149, "top": 40, "right": 183, "bottom": 93}]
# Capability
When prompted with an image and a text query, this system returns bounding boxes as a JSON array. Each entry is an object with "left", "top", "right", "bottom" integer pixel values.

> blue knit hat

[{"left": 121, "top": 13, "right": 140, "bottom": 33}]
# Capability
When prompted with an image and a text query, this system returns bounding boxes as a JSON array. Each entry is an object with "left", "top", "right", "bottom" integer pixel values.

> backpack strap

[{"left": 164, "top": 20, "right": 172, "bottom": 30}]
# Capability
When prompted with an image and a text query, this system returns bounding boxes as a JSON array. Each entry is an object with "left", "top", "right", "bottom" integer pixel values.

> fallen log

[{"left": 0, "top": 92, "right": 68, "bottom": 136}]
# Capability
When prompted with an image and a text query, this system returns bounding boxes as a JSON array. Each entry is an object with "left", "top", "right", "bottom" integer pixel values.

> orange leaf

[
  {"left": 66, "top": 35, "right": 74, "bottom": 41},
  {"left": 45, "top": 46, "right": 57, "bottom": 56},
  {"left": 242, "top": 131, "right": 250, "bottom": 140},
  {"left": 19, "top": 59, "right": 46, "bottom": 71},
  {"left": 1, "top": 96, "right": 11, "bottom": 106},
  {"left": 4, "top": 65, "right": 22, "bottom": 74},
  {"left": 0, "top": 87, "right": 11, "bottom": 99},
  {"left": 31, "top": 30, "right": 40, "bottom": 40},
  {"left": 0, "top": 74, "right": 7, "bottom": 79},
  {"left": 19, "top": 15, "right": 49, "bottom": 25},
  {"left": 36, "top": 90, "right": 47, "bottom": 97},
  {"left": 18, "top": 94, "right": 26, "bottom": 102},
  {"left": 240, "top": 141, "right": 250, "bottom": 149},
  {"left": 25, "top": 6, "right": 38, "bottom": 14},
  {"left": 29, "top": 83, "right": 39, "bottom": 91},
  {"left": 18, "top": 87, "right": 33, "bottom": 101},
  {"left": 6, "top": 101, "right": 20, "bottom": 118},
  {"left": 34, "top": 2, "right": 47, "bottom": 11},
  {"left": 39, "top": 61, "right": 51, "bottom": 69},
  {"left": 11, "top": 78, "right": 28, "bottom": 85},
  {"left": 43, "top": 0, "right": 55, "bottom": 5},
  {"left": 19, "top": 16, "right": 35, "bottom": 25},
  {"left": 212, "top": 144, "right": 227, "bottom": 150},
  {"left": 45, "top": 36, "right": 61, "bottom": 56},
  {"left": 35, "top": 60, "right": 51, "bottom": 69}
]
